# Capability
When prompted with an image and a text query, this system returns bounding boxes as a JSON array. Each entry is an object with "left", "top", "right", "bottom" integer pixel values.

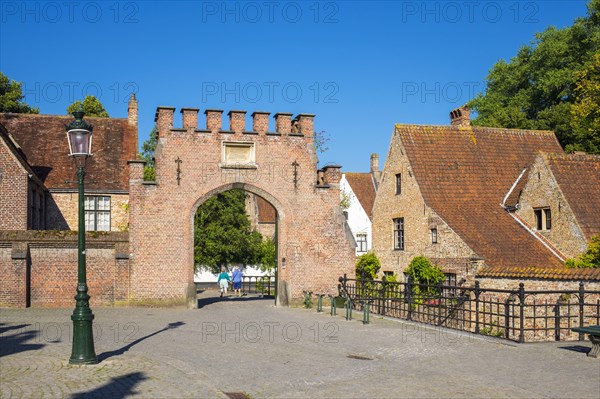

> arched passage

[{"left": 189, "top": 182, "right": 286, "bottom": 306}]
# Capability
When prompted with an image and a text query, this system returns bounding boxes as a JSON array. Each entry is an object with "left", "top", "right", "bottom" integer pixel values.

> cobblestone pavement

[{"left": 1, "top": 290, "right": 599, "bottom": 398}]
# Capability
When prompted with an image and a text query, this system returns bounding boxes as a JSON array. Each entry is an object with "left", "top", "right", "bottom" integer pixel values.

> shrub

[
  {"left": 355, "top": 252, "right": 381, "bottom": 280},
  {"left": 565, "top": 234, "right": 600, "bottom": 268}
]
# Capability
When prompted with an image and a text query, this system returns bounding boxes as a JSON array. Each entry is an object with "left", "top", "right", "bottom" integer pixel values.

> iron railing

[
  {"left": 241, "top": 276, "right": 275, "bottom": 296},
  {"left": 338, "top": 274, "right": 600, "bottom": 343}
]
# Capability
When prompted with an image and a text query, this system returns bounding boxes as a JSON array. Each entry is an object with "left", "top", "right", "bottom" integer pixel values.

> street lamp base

[{"left": 69, "top": 309, "right": 98, "bottom": 365}]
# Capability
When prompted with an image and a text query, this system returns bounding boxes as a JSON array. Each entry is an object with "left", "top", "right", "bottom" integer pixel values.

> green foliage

[
  {"left": 303, "top": 292, "right": 313, "bottom": 308},
  {"left": 194, "top": 189, "right": 263, "bottom": 273},
  {"left": 0, "top": 72, "right": 39, "bottom": 114},
  {"left": 384, "top": 273, "right": 398, "bottom": 283},
  {"left": 405, "top": 256, "right": 446, "bottom": 298},
  {"left": 340, "top": 189, "right": 352, "bottom": 210},
  {"left": 565, "top": 234, "right": 600, "bottom": 268},
  {"left": 67, "top": 95, "right": 109, "bottom": 117},
  {"left": 468, "top": 0, "right": 600, "bottom": 154},
  {"left": 257, "top": 237, "right": 276, "bottom": 273},
  {"left": 141, "top": 126, "right": 158, "bottom": 180},
  {"left": 480, "top": 321, "right": 505, "bottom": 338},
  {"left": 355, "top": 252, "right": 381, "bottom": 280}
]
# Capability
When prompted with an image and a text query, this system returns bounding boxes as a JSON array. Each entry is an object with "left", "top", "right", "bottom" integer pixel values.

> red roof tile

[
  {"left": 544, "top": 153, "right": 600, "bottom": 240},
  {"left": 0, "top": 113, "right": 137, "bottom": 191},
  {"left": 344, "top": 172, "right": 376, "bottom": 220},
  {"left": 396, "top": 124, "right": 568, "bottom": 276}
]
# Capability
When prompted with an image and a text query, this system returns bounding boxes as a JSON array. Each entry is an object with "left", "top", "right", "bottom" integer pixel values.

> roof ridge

[{"left": 394, "top": 123, "right": 556, "bottom": 135}]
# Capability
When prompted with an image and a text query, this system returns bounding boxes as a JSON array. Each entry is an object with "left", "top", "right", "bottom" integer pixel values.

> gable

[
  {"left": 396, "top": 124, "right": 566, "bottom": 273},
  {"left": 344, "top": 172, "right": 376, "bottom": 220}
]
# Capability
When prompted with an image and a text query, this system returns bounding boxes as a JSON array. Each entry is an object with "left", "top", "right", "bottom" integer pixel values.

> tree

[
  {"left": 194, "top": 189, "right": 263, "bottom": 273},
  {"left": 0, "top": 72, "right": 39, "bottom": 114},
  {"left": 570, "top": 53, "right": 600, "bottom": 154},
  {"left": 140, "top": 126, "right": 158, "bottom": 181},
  {"left": 468, "top": 0, "right": 600, "bottom": 153},
  {"left": 355, "top": 252, "right": 381, "bottom": 280},
  {"left": 257, "top": 237, "right": 276, "bottom": 273},
  {"left": 66, "top": 95, "right": 109, "bottom": 117},
  {"left": 566, "top": 234, "right": 600, "bottom": 268}
]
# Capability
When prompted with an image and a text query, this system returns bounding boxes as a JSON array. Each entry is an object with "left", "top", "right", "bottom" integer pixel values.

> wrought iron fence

[
  {"left": 338, "top": 274, "right": 600, "bottom": 343},
  {"left": 241, "top": 276, "right": 275, "bottom": 296}
]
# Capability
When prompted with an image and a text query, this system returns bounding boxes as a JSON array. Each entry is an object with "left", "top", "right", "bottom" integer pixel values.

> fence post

[
  {"left": 363, "top": 300, "right": 370, "bottom": 324},
  {"left": 504, "top": 297, "right": 510, "bottom": 339},
  {"left": 317, "top": 294, "right": 323, "bottom": 313},
  {"left": 518, "top": 283, "right": 525, "bottom": 344},
  {"left": 406, "top": 276, "right": 413, "bottom": 321},
  {"left": 474, "top": 280, "right": 481, "bottom": 335},
  {"left": 330, "top": 295, "right": 337, "bottom": 316},
  {"left": 380, "top": 279, "right": 387, "bottom": 316},
  {"left": 437, "top": 281, "right": 443, "bottom": 325},
  {"left": 345, "top": 297, "right": 353, "bottom": 321},
  {"left": 579, "top": 282, "right": 585, "bottom": 341}
]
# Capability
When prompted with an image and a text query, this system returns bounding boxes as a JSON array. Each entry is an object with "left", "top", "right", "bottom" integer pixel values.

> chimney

[
  {"left": 154, "top": 106, "right": 175, "bottom": 133},
  {"left": 127, "top": 93, "right": 138, "bottom": 126},
  {"left": 370, "top": 153, "right": 381, "bottom": 188},
  {"left": 205, "top": 109, "right": 223, "bottom": 132},
  {"left": 450, "top": 105, "right": 470, "bottom": 127},
  {"left": 251, "top": 111, "right": 270, "bottom": 133},
  {"left": 181, "top": 108, "right": 199, "bottom": 130},
  {"left": 295, "top": 114, "right": 315, "bottom": 137},
  {"left": 228, "top": 110, "right": 246, "bottom": 133},
  {"left": 274, "top": 113, "right": 292, "bottom": 134}
]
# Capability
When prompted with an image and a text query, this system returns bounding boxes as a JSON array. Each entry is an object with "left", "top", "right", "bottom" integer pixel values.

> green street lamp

[{"left": 66, "top": 111, "right": 98, "bottom": 365}]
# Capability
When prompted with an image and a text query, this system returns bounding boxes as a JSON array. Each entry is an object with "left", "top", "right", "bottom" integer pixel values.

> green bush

[
  {"left": 405, "top": 256, "right": 445, "bottom": 299},
  {"left": 565, "top": 234, "right": 600, "bottom": 268},
  {"left": 355, "top": 252, "right": 381, "bottom": 280}
]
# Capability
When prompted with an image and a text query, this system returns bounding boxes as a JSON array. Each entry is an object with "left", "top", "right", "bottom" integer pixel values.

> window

[
  {"left": 395, "top": 173, "right": 402, "bottom": 195},
  {"left": 393, "top": 218, "right": 404, "bottom": 250},
  {"left": 431, "top": 228, "right": 438, "bottom": 244},
  {"left": 85, "top": 196, "right": 111, "bottom": 231},
  {"left": 534, "top": 207, "right": 551, "bottom": 230},
  {"left": 356, "top": 233, "right": 368, "bottom": 253}
]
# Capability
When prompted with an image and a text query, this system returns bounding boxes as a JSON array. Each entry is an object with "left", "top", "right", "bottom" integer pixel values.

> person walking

[
  {"left": 217, "top": 266, "right": 231, "bottom": 298},
  {"left": 232, "top": 266, "right": 243, "bottom": 297}
]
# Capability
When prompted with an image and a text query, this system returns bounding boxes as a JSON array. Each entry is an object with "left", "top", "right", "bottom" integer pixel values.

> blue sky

[{"left": 0, "top": 0, "right": 590, "bottom": 171}]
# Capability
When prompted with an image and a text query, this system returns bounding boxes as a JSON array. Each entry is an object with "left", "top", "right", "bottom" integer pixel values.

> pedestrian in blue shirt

[{"left": 232, "top": 266, "right": 243, "bottom": 297}]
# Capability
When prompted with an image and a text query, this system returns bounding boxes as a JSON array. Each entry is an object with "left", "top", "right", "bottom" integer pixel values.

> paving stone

[{"left": 1, "top": 290, "right": 599, "bottom": 398}]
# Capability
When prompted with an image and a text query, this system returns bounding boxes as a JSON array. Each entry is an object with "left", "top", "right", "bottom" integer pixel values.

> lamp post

[{"left": 66, "top": 111, "right": 98, "bottom": 365}]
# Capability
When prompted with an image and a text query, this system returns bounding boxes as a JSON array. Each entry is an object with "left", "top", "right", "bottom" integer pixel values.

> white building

[{"left": 340, "top": 154, "right": 380, "bottom": 256}]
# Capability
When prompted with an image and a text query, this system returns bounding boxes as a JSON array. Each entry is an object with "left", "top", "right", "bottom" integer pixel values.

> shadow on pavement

[
  {"left": 0, "top": 323, "right": 45, "bottom": 358},
  {"left": 197, "top": 295, "right": 274, "bottom": 309},
  {"left": 71, "top": 372, "right": 148, "bottom": 399},
  {"left": 97, "top": 322, "right": 185, "bottom": 362},
  {"left": 559, "top": 345, "right": 591, "bottom": 355}
]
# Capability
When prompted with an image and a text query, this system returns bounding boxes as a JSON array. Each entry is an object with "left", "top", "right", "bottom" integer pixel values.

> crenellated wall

[{"left": 127, "top": 107, "right": 355, "bottom": 306}]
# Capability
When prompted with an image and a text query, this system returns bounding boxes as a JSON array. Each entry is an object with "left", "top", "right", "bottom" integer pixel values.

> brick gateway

[{"left": 127, "top": 108, "right": 355, "bottom": 307}]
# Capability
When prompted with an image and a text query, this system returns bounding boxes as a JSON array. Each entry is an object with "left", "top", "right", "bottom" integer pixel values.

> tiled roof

[
  {"left": 544, "top": 153, "right": 600, "bottom": 240},
  {"left": 477, "top": 265, "right": 600, "bottom": 280},
  {"left": 396, "top": 124, "right": 568, "bottom": 276},
  {"left": 256, "top": 195, "right": 276, "bottom": 223},
  {"left": 0, "top": 113, "right": 137, "bottom": 191},
  {"left": 344, "top": 172, "right": 376, "bottom": 220}
]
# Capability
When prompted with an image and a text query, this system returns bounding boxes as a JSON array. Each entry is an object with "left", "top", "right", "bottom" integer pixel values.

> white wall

[
  {"left": 194, "top": 265, "right": 268, "bottom": 283},
  {"left": 340, "top": 174, "right": 372, "bottom": 255}
]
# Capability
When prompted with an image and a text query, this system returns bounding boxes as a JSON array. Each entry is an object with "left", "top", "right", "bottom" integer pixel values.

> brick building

[
  {"left": 340, "top": 153, "right": 380, "bottom": 255},
  {"left": 0, "top": 95, "right": 138, "bottom": 231},
  {"left": 0, "top": 123, "right": 47, "bottom": 230},
  {"left": 372, "top": 106, "right": 600, "bottom": 287},
  {"left": 127, "top": 107, "right": 355, "bottom": 306}
]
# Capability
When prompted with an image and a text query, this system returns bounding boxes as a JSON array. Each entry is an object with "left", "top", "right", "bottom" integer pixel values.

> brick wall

[
  {"left": 0, "top": 231, "right": 129, "bottom": 307},
  {"left": 372, "top": 129, "right": 478, "bottom": 279},
  {"left": 516, "top": 156, "right": 588, "bottom": 258},
  {"left": 46, "top": 192, "right": 130, "bottom": 231},
  {"left": 128, "top": 108, "right": 355, "bottom": 306},
  {"left": 0, "top": 139, "right": 29, "bottom": 230}
]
